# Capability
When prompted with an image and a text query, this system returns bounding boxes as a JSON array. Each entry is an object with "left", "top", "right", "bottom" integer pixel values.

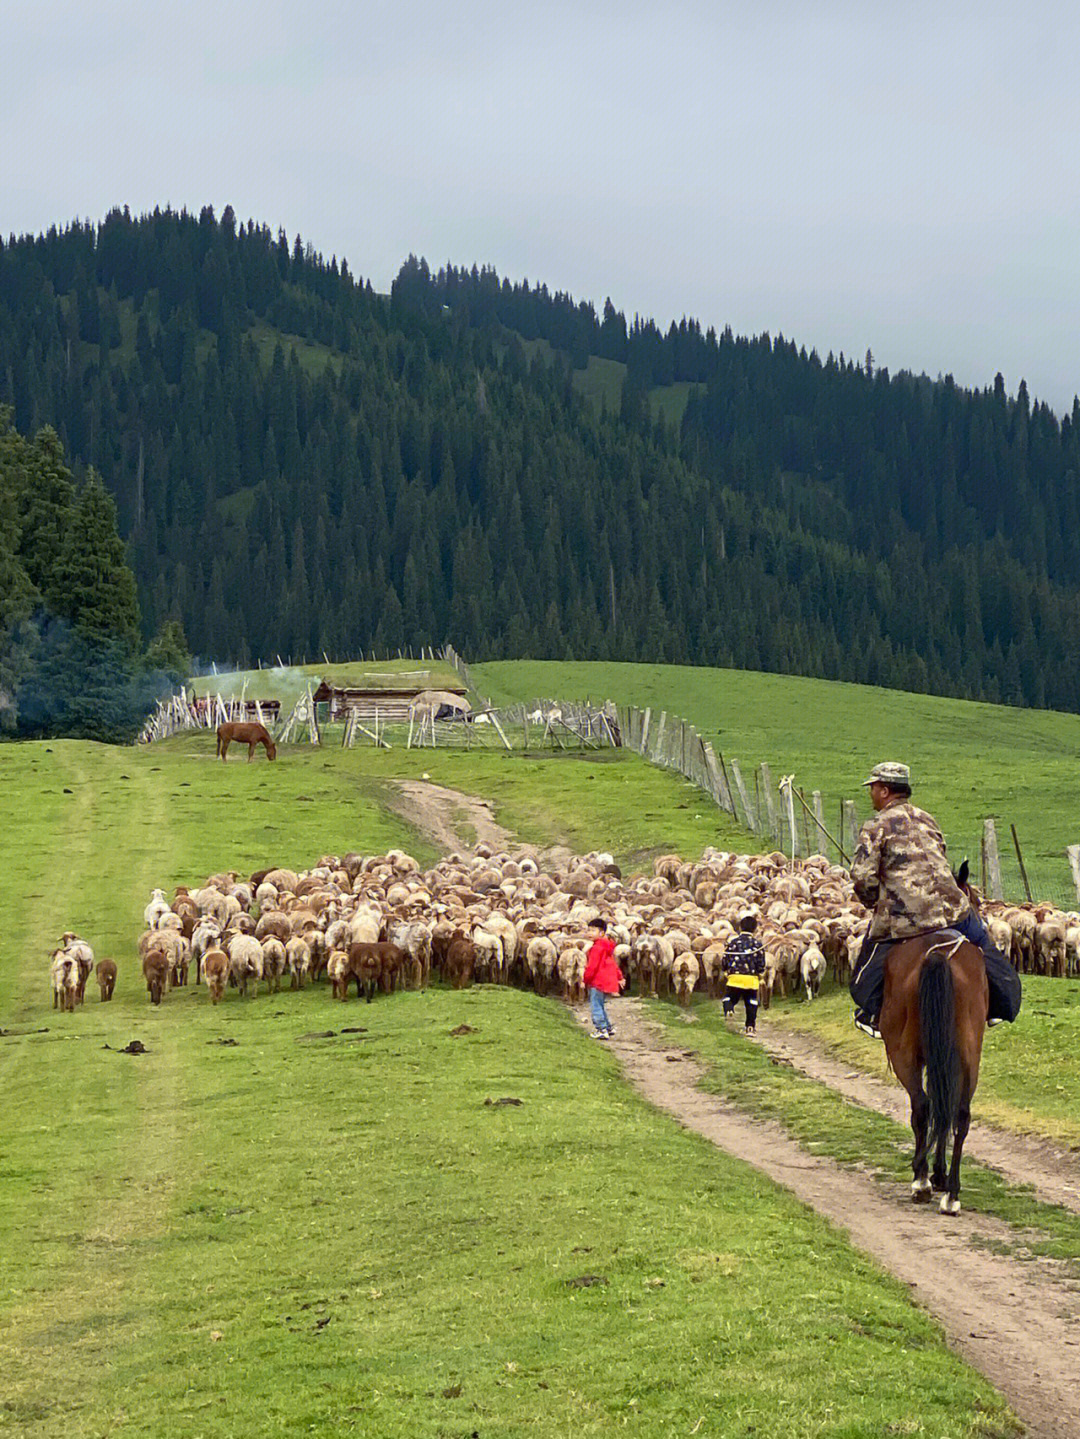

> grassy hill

[
  {"left": 0, "top": 736, "right": 1021, "bottom": 1437},
  {"left": 475, "top": 659, "right": 1080, "bottom": 905}
]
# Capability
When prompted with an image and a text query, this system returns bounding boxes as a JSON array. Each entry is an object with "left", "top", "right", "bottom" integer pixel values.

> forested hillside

[{"left": 2, "top": 207, "right": 1079, "bottom": 710}]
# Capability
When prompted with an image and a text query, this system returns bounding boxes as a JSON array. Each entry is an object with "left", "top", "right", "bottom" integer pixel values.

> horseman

[{"left": 849, "top": 762, "right": 1021, "bottom": 1039}]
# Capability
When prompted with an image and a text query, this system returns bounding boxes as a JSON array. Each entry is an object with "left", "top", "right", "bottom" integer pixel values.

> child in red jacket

[{"left": 583, "top": 918, "right": 624, "bottom": 1038}]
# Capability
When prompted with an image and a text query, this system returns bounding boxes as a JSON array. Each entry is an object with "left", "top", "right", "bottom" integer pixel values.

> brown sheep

[
  {"left": 95, "top": 958, "right": 117, "bottom": 1001},
  {"left": 143, "top": 950, "right": 168, "bottom": 1005},
  {"left": 444, "top": 933, "right": 476, "bottom": 990},
  {"left": 203, "top": 948, "right": 228, "bottom": 1004}
]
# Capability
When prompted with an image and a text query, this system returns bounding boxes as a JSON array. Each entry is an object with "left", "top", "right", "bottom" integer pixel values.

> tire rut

[
  {"left": 582, "top": 1000, "right": 1080, "bottom": 1439},
  {"left": 754, "top": 1023, "right": 1080, "bottom": 1217}
]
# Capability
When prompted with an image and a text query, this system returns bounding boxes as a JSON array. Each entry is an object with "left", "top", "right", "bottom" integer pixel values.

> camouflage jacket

[{"left": 850, "top": 800, "right": 968, "bottom": 939}]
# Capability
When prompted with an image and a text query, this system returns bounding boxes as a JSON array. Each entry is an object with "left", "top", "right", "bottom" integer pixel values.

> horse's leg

[
  {"left": 220, "top": 738, "right": 229, "bottom": 762},
  {"left": 910, "top": 1081, "right": 933, "bottom": 1201},
  {"left": 247, "top": 742, "right": 255, "bottom": 762},
  {"left": 930, "top": 1129, "right": 949, "bottom": 1193},
  {"left": 941, "top": 1094, "right": 971, "bottom": 1215}
]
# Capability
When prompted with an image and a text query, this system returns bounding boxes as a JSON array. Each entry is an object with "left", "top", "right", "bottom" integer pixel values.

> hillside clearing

[{"left": 477, "top": 658, "right": 1080, "bottom": 898}]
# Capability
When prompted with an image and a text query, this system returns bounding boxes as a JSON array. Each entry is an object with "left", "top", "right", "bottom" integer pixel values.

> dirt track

[
  {"left": 586, "top": 1000, "right": 1080, "bottom": 1439},
  {"left": 385, "top": 779, "right": 514, "bottom": 855},
  {"left": 754, "top": 1022, "right": 1080, "bottom": 1217}
]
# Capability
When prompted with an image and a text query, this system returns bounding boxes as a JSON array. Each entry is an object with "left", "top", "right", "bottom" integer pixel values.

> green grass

[
  {"left": 650, "top": 997, "right": 1080, "bottom": 1268},
  {"left": 247, "top": 318, "right": 343, "bottom": 376},
  {"left": 0, "top": 737, "right": 1020, "bottom": 1436},
  {"left": 476, "top": 659, "right": 1080, "bottom": 903},
  {"left": 765, "top": 978, "right": 1080, "bottom": 1150}
]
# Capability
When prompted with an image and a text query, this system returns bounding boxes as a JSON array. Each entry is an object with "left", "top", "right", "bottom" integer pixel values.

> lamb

[
  {"left": 95, "top": 957, "right": 117, "bottom": 1001},
  {"left": 142, "top": 950, "right": 168, "bottom": 1005},
  {"left": 799, "top": 943, "right": 827, "bottom": 1001},
  {"left": 671, "top": 952, "right": 700, "bottom": 1006},
  {"left": 51, "top": 950, "right": 80, "bottom": 1011},
  {"left": 202, "top": 948, "right": 228, "bottom": 1003},
  {"left": 284, "top": 935, "right": 311, "bottom": 989},
  {"left": 144, "top": 888, "right": 171, "bottom": 930},
  {"left": 261, "top": 936, "right": 288, "bottom": 994}
]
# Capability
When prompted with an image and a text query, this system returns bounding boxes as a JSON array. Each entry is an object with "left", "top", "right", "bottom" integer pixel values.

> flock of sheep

[{"left": 50, "top": 842, "right": 1079, "bottom": 1016}]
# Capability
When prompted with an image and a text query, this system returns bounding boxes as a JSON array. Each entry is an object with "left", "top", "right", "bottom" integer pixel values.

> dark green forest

[
  {"left": 0, "top": 409, "right": 187, "bottom": 737},
  {"left": 2, "top": 206, "right": 1079, "bottom": 715}
]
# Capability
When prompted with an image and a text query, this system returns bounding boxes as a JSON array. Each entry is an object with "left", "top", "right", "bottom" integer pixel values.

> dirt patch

[
  {"left": 755, "top": 1023, "right": 1080, "bottom": 1217},
  {"left": 580, "top": 999, "right": 1080, "bottom": 1439},
  {"left": 386, "top": 780, "right": 514, "bottom": 856}
]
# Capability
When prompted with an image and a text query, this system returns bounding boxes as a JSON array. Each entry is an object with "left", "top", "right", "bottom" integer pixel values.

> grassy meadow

[
  {"left": 763, "top": 976, "right": 1080, "bottom": 1150},
  {"left": 0, "top": 734, "right": 1020, "bottom": 1437},
  {"left": 476, "top": 659, "right": 1080, "bottom": 900}
]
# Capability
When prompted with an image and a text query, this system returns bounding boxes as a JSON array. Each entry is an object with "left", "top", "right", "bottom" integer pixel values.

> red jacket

[{"left": 583, "top": 935, "right": 621, "bottom": 994}]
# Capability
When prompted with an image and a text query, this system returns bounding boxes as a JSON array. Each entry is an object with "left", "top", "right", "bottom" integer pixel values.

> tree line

[
  {"left": 1, "top": 207, "right": 1079, "bottom": 717},
  {"left": 0, "top": 409, "right": 188, "bottom": 737}
]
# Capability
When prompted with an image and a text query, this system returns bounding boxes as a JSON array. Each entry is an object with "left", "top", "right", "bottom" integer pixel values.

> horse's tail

[{"left": 919, "top": 952, "right": 960, "bottom": 1150}]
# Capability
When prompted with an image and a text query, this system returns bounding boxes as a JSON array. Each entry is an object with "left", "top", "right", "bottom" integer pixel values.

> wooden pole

[
  {"left": 983, "top": 819, "right": 1004, "bottom": 901},
  {"left": 812, "top": 791, "right": 828, "bottom": 860},
  {"left": 728, "top": 758, "right": 757, "bottom": 833},
  {"left": 1010, "top": 823, "right": 1033, "bottom": 903},
  {"left": 843, "top": 800, "right": 860, "bottom": 862},
  {"left": 759, "top": 763, "right": 780, "bottom": 841},
  {"left": 797, "top": 787, "right": 812, "bottom": 856},
  {"left": 1067, "top": 846, "right": 1080, "bottom": 907}
]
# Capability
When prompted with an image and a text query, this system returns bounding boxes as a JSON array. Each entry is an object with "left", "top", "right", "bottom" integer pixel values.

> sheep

[
  {"left": 800, "top": 943, "right": 827, "bottom": 1001},
  {"left": 226, "top": 934, "right": 264, "bottom": 998},
  {"left": 144, "top": 888, "right": 171, "bottom": 930},
  {"left": 142, "top": 950, "right": 168, "bottom": 1005},
  {"left": 262, "top": 936, "right": 288, "bottom": 994},
  {"left": 203, "top": 948, "right": 228, "bottom": 1003},
  {"left": 671, "top": 952, "right": 700, "bottom": 1006},
  {"left": 51, "top": 950, "right": 80, "bottom": 1011},
  {"left": 284, "top": 935, "right": 311, "bottom": 990},
  {"left": 95, "top": 957, "right": 117, "bottom": 1001}
]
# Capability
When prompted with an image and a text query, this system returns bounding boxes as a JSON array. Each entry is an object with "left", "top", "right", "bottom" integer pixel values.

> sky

[{"left": 6, "top": 1, "right": 1080, "bottom": 411}]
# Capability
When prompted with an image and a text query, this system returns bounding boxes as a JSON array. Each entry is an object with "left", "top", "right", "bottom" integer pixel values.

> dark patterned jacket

[
  {"left": 851, "top": 800, "right": 968, "bottom": 940},
  {"left": 723, "top": 932, "right": 766, "bottom": 987}
]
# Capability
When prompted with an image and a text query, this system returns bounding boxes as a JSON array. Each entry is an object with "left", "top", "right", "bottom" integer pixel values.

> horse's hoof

[
  {"left": 939, "top": 1196, "right": 961, "bottom": 1216},
  {"left": 911, "top": 1179, "right": 932, "bottom": 1203}
]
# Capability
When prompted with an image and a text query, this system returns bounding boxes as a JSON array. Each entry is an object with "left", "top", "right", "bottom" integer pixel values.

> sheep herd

[{"left": 50, "top": 844, "right": 1079, "bottom": 1016}]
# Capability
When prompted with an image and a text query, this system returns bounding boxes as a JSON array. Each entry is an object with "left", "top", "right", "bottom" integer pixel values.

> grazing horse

[
  {"left": 881, "top": 865, "right": 987, "bottom": 1215},
  {"left": 216, "top": 722, "right": 277, "bottom": 762}
]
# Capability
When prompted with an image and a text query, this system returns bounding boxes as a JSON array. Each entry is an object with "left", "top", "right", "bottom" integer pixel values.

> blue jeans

[{"left": 589, "top": 987, "right": 613, "bottom": 1032}]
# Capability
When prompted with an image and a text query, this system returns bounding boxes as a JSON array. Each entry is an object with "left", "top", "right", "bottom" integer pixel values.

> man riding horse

[{"left": 849, "top": 762, "right": 1021, "bottom": 1039}]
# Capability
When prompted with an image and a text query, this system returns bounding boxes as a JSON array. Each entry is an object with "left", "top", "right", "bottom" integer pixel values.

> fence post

[
  {"left": 782, "top": 779, "right": 799, "bottom": 858},
  {"left": 753, "top": 765, "right": 782, "bottom": 840},
  {"left": 640, "top": 707, "right": 652, "bottom": 753},
  {"left": 812, "top": 791, "right": 828, "bottom": 859},
  {"left": 654, "top": 711, "right": 668, "bottom": 764},
  {"left": 843, "top": 800, "right": 860, "bottom": 861},
  {"left": 983, "top": 819, "right": 1004, "bottom": 901},
  {"left": 728, "top": 758, "right": 757, "bottom": 833},
  {"left": 1067, "top": 846, "right": 1080, "bottom": 907}
]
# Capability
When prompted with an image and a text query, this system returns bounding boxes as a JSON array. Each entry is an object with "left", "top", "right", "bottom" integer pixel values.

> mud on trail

[
  {"left": 583, "top": 1001, "right": 1080, "bottom": 1439},
  {"left": 384, "top": 780, "right": 514, "bottom": 856}
]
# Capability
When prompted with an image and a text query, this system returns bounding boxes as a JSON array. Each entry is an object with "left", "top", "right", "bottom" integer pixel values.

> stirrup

[
  {"left": 853, "top": 1012, "right": 882, "bottom": 1041},
  {"left": 986, "top": 1017, "right": 1006, "bottom": 1028}
]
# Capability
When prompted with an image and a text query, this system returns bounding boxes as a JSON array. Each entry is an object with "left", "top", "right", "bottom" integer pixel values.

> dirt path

[
  {"left": 582, "top": 1000, "right": 1080, "bottom": 1439},
  {"left": 754, "top": 1022, "right": 1080, "bottom": 1217},
  {"left": 386, "top": 779, "right": 515, "bottom": 856}
]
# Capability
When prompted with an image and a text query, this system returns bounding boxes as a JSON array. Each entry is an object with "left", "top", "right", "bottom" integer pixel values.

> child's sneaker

[{"left": 591, "top": 1029, "right": 608, "bottom": 1039}]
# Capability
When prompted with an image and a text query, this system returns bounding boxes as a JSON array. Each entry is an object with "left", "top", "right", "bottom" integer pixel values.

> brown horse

[
  {"left": 216, "top": 721, "right": 277, "bottom": 762},
  {"left": 881, "top": 895, "right": 987, "bottom": 1215}
]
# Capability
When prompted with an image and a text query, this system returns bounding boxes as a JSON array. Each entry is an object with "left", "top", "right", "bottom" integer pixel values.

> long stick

[{"left": 1010, "top": 823, "right": 1033, "bottom": 903}]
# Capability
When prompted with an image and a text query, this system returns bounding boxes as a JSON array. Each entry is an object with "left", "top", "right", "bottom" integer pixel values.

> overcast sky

[{"left": 6, "top": 2, "right": 1080, "bottom": 411}]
